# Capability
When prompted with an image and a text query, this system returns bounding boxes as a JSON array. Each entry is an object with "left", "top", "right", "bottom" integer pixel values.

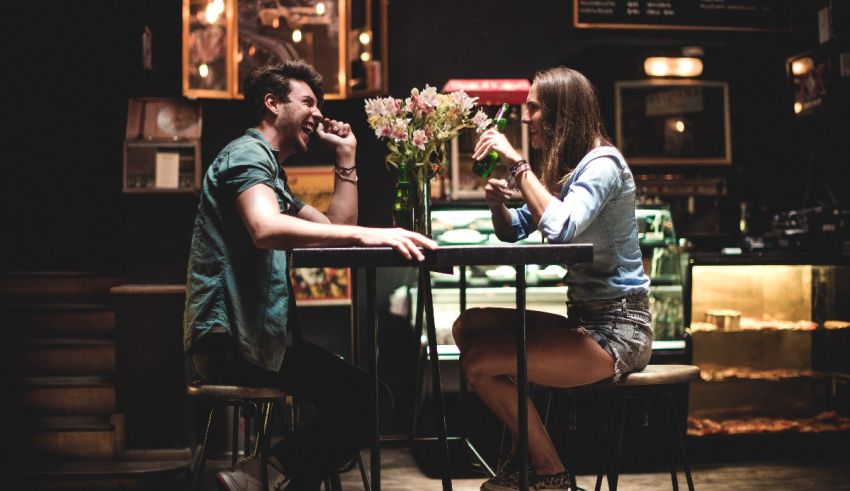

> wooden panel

[
  {"left": 15, "top": 384, "right": 116, "bottom": 417},
  {"left": 0, "top": 304, "right": 115, "bottom": 338},
  {"left": 1, "top": 341, "right": 116, "bottom": 376}
]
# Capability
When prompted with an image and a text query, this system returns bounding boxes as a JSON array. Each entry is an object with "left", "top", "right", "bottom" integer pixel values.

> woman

[{"left": 453, "top": 66, "right": 652, "bottom": 491}]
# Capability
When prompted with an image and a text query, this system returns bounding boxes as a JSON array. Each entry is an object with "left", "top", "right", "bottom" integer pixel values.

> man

[{"left": 183, "top": 61, "right": 435, "bottom": 491}]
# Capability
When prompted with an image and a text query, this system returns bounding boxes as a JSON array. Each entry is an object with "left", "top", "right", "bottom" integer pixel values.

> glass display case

[
  {"left": 405, "top": 208, "right": 564, "bottom": 353},
  {"left": 637, "top": 206, "right": 686, "bottom": 347},
  {"left": 685, "top": 254, "right": 850, "bottom": 437},
  {"left": 401, "top": 205, "right": 687, "bottom": 355}
]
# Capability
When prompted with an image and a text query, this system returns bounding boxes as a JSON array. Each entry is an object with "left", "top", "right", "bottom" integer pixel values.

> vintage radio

[{"left": 123, "top": 97, "right": 202, "bottom": 193}]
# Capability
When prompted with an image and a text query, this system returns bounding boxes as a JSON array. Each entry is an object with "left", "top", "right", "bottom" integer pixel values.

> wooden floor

[{"left": 335, "top": 446, "right": 850, "bottom": 491}]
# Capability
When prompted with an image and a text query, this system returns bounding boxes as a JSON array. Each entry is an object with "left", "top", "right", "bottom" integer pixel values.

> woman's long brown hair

[{"left": 534, "top": 67, "right": 612, "bottom": 191}]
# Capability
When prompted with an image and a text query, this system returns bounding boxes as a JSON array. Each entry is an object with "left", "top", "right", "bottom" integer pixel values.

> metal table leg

[
  {"left": 458, "top": 266, "right": 496, "bottom": 477},
  {"left": 366, "top": 267, "right": 380, "bottom": 490},
  {"left": 515, "top": 265, "right": 529, "bottom": 491},
  {"left": 420, "top": 267, "right": 453, "bottom": 491}
]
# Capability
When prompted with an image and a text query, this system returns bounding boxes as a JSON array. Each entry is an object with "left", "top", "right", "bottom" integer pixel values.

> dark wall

[{"left": 2, "top": 1, "right": 846, "bottom": 278}]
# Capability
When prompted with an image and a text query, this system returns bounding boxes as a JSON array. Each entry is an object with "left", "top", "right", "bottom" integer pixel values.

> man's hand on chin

[{"left": 316, "top": 118, "right": 357, "bottom": 163}]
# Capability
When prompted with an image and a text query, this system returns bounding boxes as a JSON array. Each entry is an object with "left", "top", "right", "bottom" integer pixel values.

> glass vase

[
  {"left": 398, "top": 162, "right": 430, "bottom": 237},
  {"left": 414, "top": 168, "right": 432, "bottom": 237}
]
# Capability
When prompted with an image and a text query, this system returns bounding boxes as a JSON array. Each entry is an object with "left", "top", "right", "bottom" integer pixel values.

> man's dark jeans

[{"left": 193, "top": 334, "right": 393, "bottom": 490}]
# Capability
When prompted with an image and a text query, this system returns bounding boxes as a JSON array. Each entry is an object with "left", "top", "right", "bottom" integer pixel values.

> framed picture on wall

[
  {"left": 285, "top": 165, "right": 351, "bottom": 305},
  {"left": 615, "top": 79, "right": 732, "bottom": 165},
  {"left": 285, "top": 165, "right": 335, "bottom": 213},
  {"left": 290, "top": 267, "right": 351, "bottom": 305}
]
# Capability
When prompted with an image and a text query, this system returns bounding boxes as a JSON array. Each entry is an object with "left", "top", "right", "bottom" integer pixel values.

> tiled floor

[{"left": 337, "top": 446, "right": 850, "bottom": 491}]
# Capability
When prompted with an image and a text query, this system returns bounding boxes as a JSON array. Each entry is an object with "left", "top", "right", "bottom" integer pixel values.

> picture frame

[
  {"left": 285, "top": 165, "right": 335, "bottom": 213},
  {"left": 285, "top": 165, "right": 351, "bottom": 305},
  {"left": 182, "top": 0, "right": 388, "bottom": 100},
  {"left": 182, "top": 0, "right": 237, "bottom": 99},
  {"left": 615, "top": 79, "right": 732, "bottom": 166},
  {"left": 290, "top": 267, "right": 352, "bottom": 305}
]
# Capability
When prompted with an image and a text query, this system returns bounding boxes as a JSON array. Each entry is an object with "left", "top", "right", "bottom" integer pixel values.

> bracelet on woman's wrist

[
  {"left": 334, "top": 164, "right": 356, "bottom": 173},
  {"left": 507, "top": 159, "right": 531, "bottom": 189}
]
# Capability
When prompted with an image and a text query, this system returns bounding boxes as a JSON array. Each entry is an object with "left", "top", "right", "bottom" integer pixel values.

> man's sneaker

[
  {"left": 216, "top": 456, "right": 290, "bottom": 491},
  {"left": 532, "top": 470, "right": 570, "bottom": 490}
]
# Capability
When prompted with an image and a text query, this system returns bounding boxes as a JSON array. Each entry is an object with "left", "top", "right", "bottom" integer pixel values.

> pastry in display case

[{"left": 685, "top": 255, "right": 850, "bottom": 437}]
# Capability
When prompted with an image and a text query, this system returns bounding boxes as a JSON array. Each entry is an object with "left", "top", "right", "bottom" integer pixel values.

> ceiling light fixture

[{"left": 644, "top": 57, "right": 703, "bottom": 77}]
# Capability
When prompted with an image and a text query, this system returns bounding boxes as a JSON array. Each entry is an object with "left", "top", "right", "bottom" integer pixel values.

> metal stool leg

[
  {"left": 258, "top": 401, "right": 275, "bottom": 491},
  {"left": 231, "top": 402, "right": 240, "bottom": 466},
  {"left": 244, "top": 402, "right": 253, "bottom": 460},
  {"left": 593, "top": 390, "right": 607, "bottom": 491},
  {"left": 357, "top": 450, "right": 372, "bottom": 491},
  {"left": 594, "top": 394, "right": 627, "bottom": 491},
  {"left": 609, "top": 397, "right": 629, "bottom": 491},
  {"left": 658, "top": 393, "right": 680, "bottom": 491},
  {"left": 664, "top": 392, "right": 695, "bottom": 491},
  {"left": 191, "top": 406, "right": 216, "bottom": 491}
]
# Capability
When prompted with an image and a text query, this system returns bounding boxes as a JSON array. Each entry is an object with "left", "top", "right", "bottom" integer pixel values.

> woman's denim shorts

[{"left": 566, "top": 293, "right": 653, "bottom": 382}]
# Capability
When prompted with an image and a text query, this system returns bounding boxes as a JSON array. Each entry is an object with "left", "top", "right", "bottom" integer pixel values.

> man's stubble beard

[{"left": 275, "top": 109, "right": 308, "bottom": 155}]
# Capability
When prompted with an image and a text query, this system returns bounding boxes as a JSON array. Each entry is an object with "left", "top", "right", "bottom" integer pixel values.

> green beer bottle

[
  {"left": 472, "top": 103, "right": 511, "bottom": 178},
  {"left": 392, "top": 161, "right": 415, "bottom": 230}
]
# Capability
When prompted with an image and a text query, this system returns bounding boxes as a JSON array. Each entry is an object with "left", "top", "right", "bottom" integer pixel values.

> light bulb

[{"left": 791, "top": 58, "right": 813, "bottom": 76}]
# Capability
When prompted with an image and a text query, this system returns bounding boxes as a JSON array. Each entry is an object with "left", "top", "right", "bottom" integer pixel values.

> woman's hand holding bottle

[{"left": 473, "top": 129, "right": 523, "bottom": 169}]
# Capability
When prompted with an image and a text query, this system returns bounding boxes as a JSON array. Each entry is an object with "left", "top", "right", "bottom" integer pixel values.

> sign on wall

[{"left": 573, "top": 0, "right": 792, "bottom": 31}]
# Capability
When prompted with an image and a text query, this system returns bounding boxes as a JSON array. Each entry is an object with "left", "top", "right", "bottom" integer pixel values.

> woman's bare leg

[
  {"left": 452, "top": 307, "right": 518, "bottom": 351},
  {"left": 454, "top": 309, "right": 615, "bottom": 474}
]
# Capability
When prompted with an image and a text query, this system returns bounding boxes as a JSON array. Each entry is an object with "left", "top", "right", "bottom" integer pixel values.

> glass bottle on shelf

[
  {"left": 472, "top": 103, "right": 510, "bottom": 178},
  {"left": 392, "top": 161, "right": 415, "bottom": 230},
  {"left": 739, "top": 202, "right": 750, "bottom": 235}
]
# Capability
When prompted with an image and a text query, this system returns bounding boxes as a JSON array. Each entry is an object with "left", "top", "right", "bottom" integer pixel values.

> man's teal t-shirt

[{"left": 183, "top": 128, "right": 305, "bottom": 371}]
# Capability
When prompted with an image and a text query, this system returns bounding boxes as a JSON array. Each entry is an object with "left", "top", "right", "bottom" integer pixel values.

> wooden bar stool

[
  {"left": 589, "top": 364, "right": 700, "bottom": 491},
  {"left": 187, "top": 382, "right": 371, "bottom": 491}
]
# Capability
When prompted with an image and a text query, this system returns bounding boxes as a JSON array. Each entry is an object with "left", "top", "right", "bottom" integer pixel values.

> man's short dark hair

[{"left": 243, "top": 61, "right": 324, "bottom": 121}]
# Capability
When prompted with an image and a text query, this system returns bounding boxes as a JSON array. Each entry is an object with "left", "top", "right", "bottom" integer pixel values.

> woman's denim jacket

[{"left": 505, "top": 146, "right": 650, "bottom": 302}]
